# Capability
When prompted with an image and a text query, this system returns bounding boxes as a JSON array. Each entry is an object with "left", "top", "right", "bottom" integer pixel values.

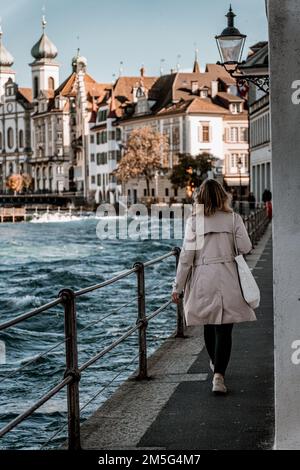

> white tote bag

[{"left": 232, "top": 212, "right": 260, "bottom": 309}]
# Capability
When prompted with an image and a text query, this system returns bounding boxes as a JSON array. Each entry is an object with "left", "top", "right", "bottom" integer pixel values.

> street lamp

[
  {"left": 215, "top": 5, "right": 246, "bottom": 67},
  {"left": 215, "top": 5, "right": 269, "bottom": 94},
  {"left": 237, "top": 156, "right": 243, "bottom": 214}
]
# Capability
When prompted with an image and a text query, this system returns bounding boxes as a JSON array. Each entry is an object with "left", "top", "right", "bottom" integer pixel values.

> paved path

[{"left": 81, "top": 227, "right": 274, "bottom": 450}]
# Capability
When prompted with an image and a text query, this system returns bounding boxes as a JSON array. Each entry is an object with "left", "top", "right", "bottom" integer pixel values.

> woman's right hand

[{"left": 172, "top": 292, "right": 180, "bottom": 304}]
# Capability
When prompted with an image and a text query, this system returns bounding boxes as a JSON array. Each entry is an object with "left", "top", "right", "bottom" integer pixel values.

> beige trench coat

[{"left": 172, "top": 210, "right": 257, "bottom": 326}]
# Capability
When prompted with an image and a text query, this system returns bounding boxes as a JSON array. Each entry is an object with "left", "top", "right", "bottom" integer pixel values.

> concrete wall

[{"left": 269, "top": 0, "right": 300, "bottom": 449}]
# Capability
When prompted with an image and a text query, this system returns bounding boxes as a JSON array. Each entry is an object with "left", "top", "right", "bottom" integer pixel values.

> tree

[
  {"left": 6, "top": 173, "right": 33, "bottom": 194},
  {"left": 114, "top": 126, "right": 169, "bottom": 198},
  {"left": 170, "top": 152, "right": 216, "bottom": 198}
]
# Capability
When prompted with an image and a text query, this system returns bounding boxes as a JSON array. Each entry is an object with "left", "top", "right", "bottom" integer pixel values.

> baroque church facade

[{"left": 0, "top": 17, "right": 111, "bottom": 197}]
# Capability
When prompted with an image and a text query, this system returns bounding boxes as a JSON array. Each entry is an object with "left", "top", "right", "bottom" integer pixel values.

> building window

[
  {"left": 165, "top": 188, "right": 169, "bottom": 197},
  {"left": 34, "top": 77, "right": 39, "bottom": 99},
  {"left": 144, "top": 188, "right": 147, "bottom": 197},
  {"left": 240, "top": 128, "right": 248, "bottom": 142},
  {"left": 174, "top": 187, "right": 178, "bottom": 197},
  {"left": 231, "top": 103, "right": 241, "bottom": 114},
  {"left": 231, "top": 154, "right": 236, "bottom": 169},
  {"left": 90, "top": 135, "right": 95, "bottom": 144},
  {"left": 98, "top": 109, "right": 108, "bottom": 122},
  {"left": 7, "top": 128, "right": 14, "bottom": 149},
  {"left": 202, "top": 125, "right": 210, "bottom": 142},
  {"left": 48, "top": 77, "right": 55, "bottom": 90},
  {"left": 191, "top": 81, "right": 198, "bottom": 94},
  {"left": 151, "top": 188, "right": 155, "bottom": 197},
  {"left": 116, "top": 150, "right": 122, "bottom": 162},
  {"left": 0, "top": 132, "right": 2, "bottom": 149},
  {"left": 200, "top": 89, "right": 208, "bottom": 98},
  {"left": 230, "top": 127, "right": 239, "bottom": 142},
  {"left": 91, "top": 153, "right": 95, "bottom": 162},
  {"left": 97, "top": 174, "right": 101, "bottom": 186},
  {"left": 91, "top": 175, "right": 96, "bottom": 184},
  {"left": 116, "top": 128, "right": 122, "bottom": 140},
  {"left": 19, "top": 130, "right": 24, "bottom": 148}
]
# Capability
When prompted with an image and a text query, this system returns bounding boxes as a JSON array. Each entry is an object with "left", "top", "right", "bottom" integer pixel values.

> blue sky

[{"left": 0, "top": 0, "right": 268, "bottom": 87}]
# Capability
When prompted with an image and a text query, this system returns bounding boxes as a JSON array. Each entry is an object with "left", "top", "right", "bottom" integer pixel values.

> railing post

[
  {"left": 133, "top": 262, "right": 148, "bottom": 380},
  {"left": 173, "top": 247, "right": 185, "bottom": 338},
  {"left": 59, "top": 288, "right": 81, "bottom": 450}
]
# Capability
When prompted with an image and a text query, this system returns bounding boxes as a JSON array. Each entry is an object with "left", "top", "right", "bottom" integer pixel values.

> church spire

[{"left": 193, "top": 47, "right": 200, "bottom": 73}]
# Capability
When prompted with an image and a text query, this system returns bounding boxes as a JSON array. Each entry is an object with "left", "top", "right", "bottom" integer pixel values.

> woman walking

[{"left": 172, "top": 179, "right": 257, "bottom": 394}]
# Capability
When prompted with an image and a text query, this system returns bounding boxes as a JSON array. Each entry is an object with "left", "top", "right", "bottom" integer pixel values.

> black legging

[{"left": 204, "top": 324, "right": 234, "bottom": 376}]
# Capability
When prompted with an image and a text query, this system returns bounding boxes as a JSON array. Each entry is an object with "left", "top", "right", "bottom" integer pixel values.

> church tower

[
  {"left": 0, "top": 25, "right": 15, "bottom": 98},
  {"left": 30, "top": 15, "right": 59, "bottom": 99}
]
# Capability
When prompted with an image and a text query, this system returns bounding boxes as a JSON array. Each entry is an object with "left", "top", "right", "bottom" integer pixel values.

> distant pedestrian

[
  {"left": 172, "top": 179, "right": 257, "bottom": 395},
  {"left": 262, "top": 189, "right": 272, "bottom": 203},
  {"left": 266, "top": 200, "right": 273, "bottom": 220},
  {"left": 248, "top": 192, "right": 256, "bottom": 212}
]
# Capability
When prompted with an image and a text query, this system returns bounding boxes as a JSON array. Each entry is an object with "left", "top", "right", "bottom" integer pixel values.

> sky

[{"left": 0, "top": 0, "right": 268, "bottom": 88}]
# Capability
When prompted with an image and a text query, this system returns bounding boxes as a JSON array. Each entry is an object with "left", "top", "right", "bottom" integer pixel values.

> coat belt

[{"left": 194, "top": 255, "right": 235, "bottom": 266}]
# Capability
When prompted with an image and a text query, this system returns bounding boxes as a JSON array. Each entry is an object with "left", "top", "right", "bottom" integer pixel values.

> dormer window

[
  {"left": 231, "top": 102, "right": 242, "bottom": 114},
  {"left": 136, "top": 86, "right": 145, "bottom": 98},
  {"left": 200, "top": 89, "right": 209, "bottom": 98},
  {"left": 97, "top": 109, "right": 108, "bottom": 122},
  {"left": 191, "top": 81, "right": 198, "bottom": 94}
]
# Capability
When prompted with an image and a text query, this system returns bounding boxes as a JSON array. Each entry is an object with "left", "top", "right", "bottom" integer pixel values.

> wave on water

[{"left": 30, "top": 212, "right": 88, "bottom": 224}]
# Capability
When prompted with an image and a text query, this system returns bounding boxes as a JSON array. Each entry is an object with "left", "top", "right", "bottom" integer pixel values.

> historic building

[
  {"left": 100, "top": 60, "right": 249, "bottom": 204},
  {"left": 29, "top": 18, "right": 111, "bottom": 195},
  {"left": 241, "top": 42, "right": 271, "bottom": 203},
  {"left": 0, "top": 27, "right": 33, "bottom": 192}
]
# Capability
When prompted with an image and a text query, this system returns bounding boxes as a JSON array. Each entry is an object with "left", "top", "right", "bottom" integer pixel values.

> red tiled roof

[
  {"left": 216, "top": 92, "right": 244, "bottom": 102},
  {"left": 18, "top": 87, "right": 33, "bottom": 103}
]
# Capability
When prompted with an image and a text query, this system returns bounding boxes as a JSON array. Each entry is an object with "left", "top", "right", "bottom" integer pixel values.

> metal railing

[
  {"left": 240, "top": 206, "right": 270, "bottom": 245},
  {"left": 0, "top": 248, "right": 184, "bottom": 450}
]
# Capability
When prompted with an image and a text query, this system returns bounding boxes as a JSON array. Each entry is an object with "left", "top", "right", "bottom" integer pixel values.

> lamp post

[
  {"left": 237, "top": 156, "right": 243, "bottom": 214},
  {"left": 215, "top": 5, "right": 269, "bottom": 94}
]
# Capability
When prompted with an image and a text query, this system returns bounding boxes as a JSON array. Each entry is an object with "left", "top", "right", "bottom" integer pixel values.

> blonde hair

[{"left": 194, "top": 179, "right": 232, "bottom": 217}]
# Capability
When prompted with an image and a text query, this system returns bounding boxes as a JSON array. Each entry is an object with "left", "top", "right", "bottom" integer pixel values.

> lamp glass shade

[{"left": 216, "top": 34, "right": 246, "bottom": 64}]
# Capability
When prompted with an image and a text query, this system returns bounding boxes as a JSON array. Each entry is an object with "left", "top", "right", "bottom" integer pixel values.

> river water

[{"left": 0, "top": 216, "right": 181, "bottom": 449}]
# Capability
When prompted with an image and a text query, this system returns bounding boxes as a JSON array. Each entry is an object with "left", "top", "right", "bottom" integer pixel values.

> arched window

[
  {"left": 48, "top": 77, "right": 55, "bottom": 90},
  {"left": 34, "top": 77, "right": 39, "bottom": 99},
  {"left": 19, "top": 130, "right": 24, "bottom": 148},
  {"left": 7, "top": 128, "right": 14, "bottom": 149},
  {"left": 0, "top": 132, "right": 2, "bottom": 149}
]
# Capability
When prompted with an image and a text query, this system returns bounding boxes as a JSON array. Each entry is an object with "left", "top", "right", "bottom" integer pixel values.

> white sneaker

[
  {"left": 209, "top": 360, "right": 214, "bottom": 372},
  {"left": 212, "top": 375, "right": 227, "bottom": 394}
]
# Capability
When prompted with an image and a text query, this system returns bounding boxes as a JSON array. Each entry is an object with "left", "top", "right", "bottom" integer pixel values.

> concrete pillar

[{"left": 269, "top": 0, "right": 300, "bottom": 449}]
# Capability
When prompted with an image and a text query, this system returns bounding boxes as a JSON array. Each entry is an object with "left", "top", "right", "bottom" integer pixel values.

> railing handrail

[
  {"left": 0, "top": 250, "right": 177, "bottom": 331},
  {"left": 0, "top": 247, "right": 183, "bottom": 450}
]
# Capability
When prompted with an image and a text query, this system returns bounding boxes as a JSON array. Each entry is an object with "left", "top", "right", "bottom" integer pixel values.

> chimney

[
  {"left": 211, "top": 80, "right": 219, "bottom": 98},
  {"left": 140, "top": 66, "right": 145, "bottom": 77}
]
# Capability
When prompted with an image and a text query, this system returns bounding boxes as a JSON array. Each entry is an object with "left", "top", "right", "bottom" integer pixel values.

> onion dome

[
  {"left": 0, "top": 26, "right": 14, "bottom": 67},
  {"left": 31, "top": 16, "right": 58, "bottom": 61}
]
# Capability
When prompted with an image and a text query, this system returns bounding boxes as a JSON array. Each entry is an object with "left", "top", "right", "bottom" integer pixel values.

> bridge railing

[{"left": 0, "top": 248, "right": 184, "bottom": 450}]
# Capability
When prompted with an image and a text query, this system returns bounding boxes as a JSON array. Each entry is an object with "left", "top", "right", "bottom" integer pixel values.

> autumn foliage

[
  {"left": 6, "top": 173, "right": 33, "bottom": 193},
  {"left": 114, "top": 126, "right": 169, "bottom": 197}
]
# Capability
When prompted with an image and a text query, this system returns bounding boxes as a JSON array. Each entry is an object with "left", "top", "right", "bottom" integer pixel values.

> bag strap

[{"left": 232, "top": 211, "right": 239, "bottom": 256}]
